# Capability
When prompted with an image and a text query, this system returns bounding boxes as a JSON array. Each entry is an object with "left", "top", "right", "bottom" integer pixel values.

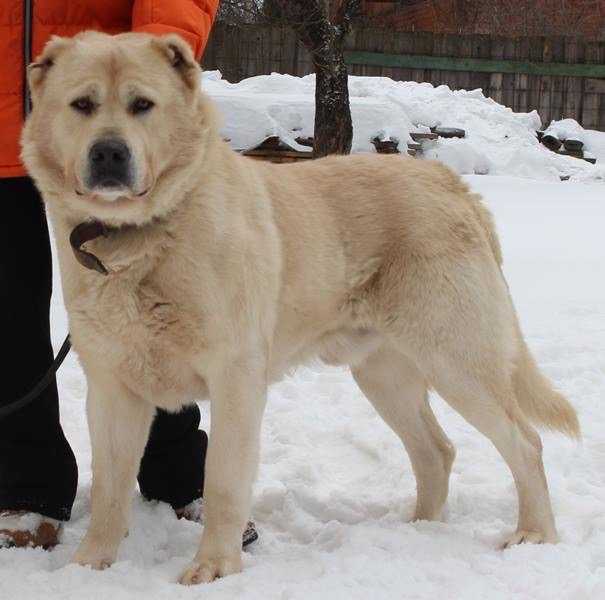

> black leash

[
  {"left": 0, "top": 335, "right": 71, "bottom": 419},
  {"left": 0, "top": 220, "right": 111, "bottom": 421}
]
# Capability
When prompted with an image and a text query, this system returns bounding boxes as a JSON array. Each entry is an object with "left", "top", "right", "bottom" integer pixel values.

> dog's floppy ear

[
  {"left": 152, "top": 34, "right": 200, "bottom": 90},
  {"left": 28, "top": 36, "right": 72, "bottom": 102}
]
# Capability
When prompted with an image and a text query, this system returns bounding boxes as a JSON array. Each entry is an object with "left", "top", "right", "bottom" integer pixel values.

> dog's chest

[{"left": 72, "top": 275, "right": 206, "bottom": 407}]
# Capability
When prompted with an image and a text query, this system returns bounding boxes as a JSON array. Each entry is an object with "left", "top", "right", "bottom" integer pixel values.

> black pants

[{"left": 0, "top": 177, "right": 206, "bottom": 521}]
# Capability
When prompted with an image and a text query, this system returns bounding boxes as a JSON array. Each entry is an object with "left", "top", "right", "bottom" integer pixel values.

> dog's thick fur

[{"left": 22, "top": 32, "right": 579, "bottom": 584}]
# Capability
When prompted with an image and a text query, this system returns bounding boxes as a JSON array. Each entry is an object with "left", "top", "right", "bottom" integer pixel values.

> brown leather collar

[{"left": 69, "top": 221, "right": 112, "bottom": 275}]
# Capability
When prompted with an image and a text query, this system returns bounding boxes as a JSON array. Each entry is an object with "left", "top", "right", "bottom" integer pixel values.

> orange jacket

[{"left": 0, "top": 1, "right": 219, "bottom": 179}]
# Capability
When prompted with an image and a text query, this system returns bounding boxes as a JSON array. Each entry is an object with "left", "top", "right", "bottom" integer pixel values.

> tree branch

[
  {"left": 334, "top": 0, "right": 361, "bottom": 39},
  {"left": 273, "top": 1, "right": 334, "bottom": 59}
]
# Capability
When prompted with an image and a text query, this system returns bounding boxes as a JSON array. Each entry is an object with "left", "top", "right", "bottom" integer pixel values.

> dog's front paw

[
  {"left": 72, "top": 539, "right": 116, "bottom": 571},
  {"left": 179, "top": 554, "right": 242, "bottom": 585}
]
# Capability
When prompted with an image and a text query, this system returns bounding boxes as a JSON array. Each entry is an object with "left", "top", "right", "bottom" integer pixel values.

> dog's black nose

[{"left": 87, "top": 138, "right": 132, "bottom": 189}]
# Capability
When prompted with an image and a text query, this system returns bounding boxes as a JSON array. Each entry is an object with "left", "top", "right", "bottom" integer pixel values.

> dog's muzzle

[{"left": 86, "top": 138, "right": 133, "bottom": 190}]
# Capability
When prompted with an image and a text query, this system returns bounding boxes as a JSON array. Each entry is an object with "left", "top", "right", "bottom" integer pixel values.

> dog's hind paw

[
  {"left": 178, "top": 555, "right": 242, "bottom": 585},
  {"left": 501, "top": 529, "right": 558, "bottom": 549}
]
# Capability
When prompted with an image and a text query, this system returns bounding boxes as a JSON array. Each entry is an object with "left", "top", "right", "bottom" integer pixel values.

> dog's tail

[
  {"left": 513, "top": 327, "right": 580, "bottom": 439},
  {"left": 467, "top": 187, "right": 580, "bottom": 438}
]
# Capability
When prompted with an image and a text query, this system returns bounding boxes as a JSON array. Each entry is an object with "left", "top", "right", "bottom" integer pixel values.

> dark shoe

[
  {"left": 241, "top": 520, "right": 259, "bottom": 548},
  {"left": 175, "top": 499, "right": 259, "bottom": 549},
  {"left": 0, "top": 510, "right": 61, "bottom": 549}
]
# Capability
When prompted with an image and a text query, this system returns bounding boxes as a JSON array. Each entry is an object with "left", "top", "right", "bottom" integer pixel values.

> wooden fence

[{"left": 202, "top": 24, "right": 605, "bottom": 131}]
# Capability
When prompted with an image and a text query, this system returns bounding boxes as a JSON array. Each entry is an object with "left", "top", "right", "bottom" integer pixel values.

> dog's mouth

[{"left": 75, "top": 186, "right": 150, "bottom": 201}]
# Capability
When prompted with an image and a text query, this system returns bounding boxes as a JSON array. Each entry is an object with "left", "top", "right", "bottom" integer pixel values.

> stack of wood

[
  {"left": 369, "top": 126, "right": 464, "bottom": 157},
  {"left": 241, "top": 136, "right": 314, "bottom": 163},
  {"left": 537, "top": 131, "right": 596, "bottom": 164},
  {"left": 238, "top": 126, "right": 466, "bottom": 163}
]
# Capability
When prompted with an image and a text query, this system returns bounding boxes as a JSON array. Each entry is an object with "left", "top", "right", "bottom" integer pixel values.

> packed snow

[
  {"left": 203, "top": 71, "right": 605, "bottom": 183},
  {"left": 1, "top": 175, "right": 603, "bottom": 600}
]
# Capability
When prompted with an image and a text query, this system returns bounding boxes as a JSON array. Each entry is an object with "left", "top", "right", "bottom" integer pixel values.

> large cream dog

[{"left": 22, "top": 32, "right": 580, "bottom": 584}]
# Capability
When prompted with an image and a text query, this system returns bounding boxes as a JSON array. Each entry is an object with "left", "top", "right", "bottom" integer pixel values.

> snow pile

[
  {"left": 202, "top": 71, "right": 415, "bottom": 154},
  {"left": 1, "top": 178, "right": 604, "bottom": 599},
  {"left": 202, "top": 71, "right": 605, "bottom": 183}
]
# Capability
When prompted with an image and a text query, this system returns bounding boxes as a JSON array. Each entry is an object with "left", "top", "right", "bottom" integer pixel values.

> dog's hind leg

[
  {"left": 378, "top": 247, "right": 559, "bottom": 545},
  {"left": 72, "top": 375, "right": 155, "bottom": 569},
  {"left": 396, "top": 271, "right": 562, "bottom": 549},
  {"left": 352, "top": 346, "right": 455, "bottom": 522},
  {"left": 431, "top": 368, "right": 558, "bottom": 546}
]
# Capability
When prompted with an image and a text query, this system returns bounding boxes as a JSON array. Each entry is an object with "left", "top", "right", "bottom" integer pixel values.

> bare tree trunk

[
  {"left": 274, "top": 0, "right": 360, "bottom": 158},
  {"left": 314, "top": 47, "right": 352, "bottom": 157}
]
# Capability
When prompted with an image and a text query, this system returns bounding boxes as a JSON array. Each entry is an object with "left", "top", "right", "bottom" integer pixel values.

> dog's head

[{"left": 22, "top": 31, "right": 213, "bottom": 225}]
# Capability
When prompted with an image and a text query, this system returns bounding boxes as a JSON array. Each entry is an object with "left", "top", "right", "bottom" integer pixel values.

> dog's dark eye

[
  {"left": 70, "top": 97, "right": 95, "bottom": 115},
  {"left": 130, "top": 97, "right": 155, "bottom": 115}
]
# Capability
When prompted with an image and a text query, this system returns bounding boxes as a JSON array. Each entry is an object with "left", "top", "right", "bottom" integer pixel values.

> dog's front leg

[
  {"left": 72, "top": 376, "right": 155, "bottom": 570},
  {"left": 179, "top": 352, "right": 267, "bottom": 585}
]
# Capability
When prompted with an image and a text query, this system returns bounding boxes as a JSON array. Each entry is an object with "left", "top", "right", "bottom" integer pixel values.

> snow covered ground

[{"left": 1, "top": 175, "right": 603, "bottom": 600}]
